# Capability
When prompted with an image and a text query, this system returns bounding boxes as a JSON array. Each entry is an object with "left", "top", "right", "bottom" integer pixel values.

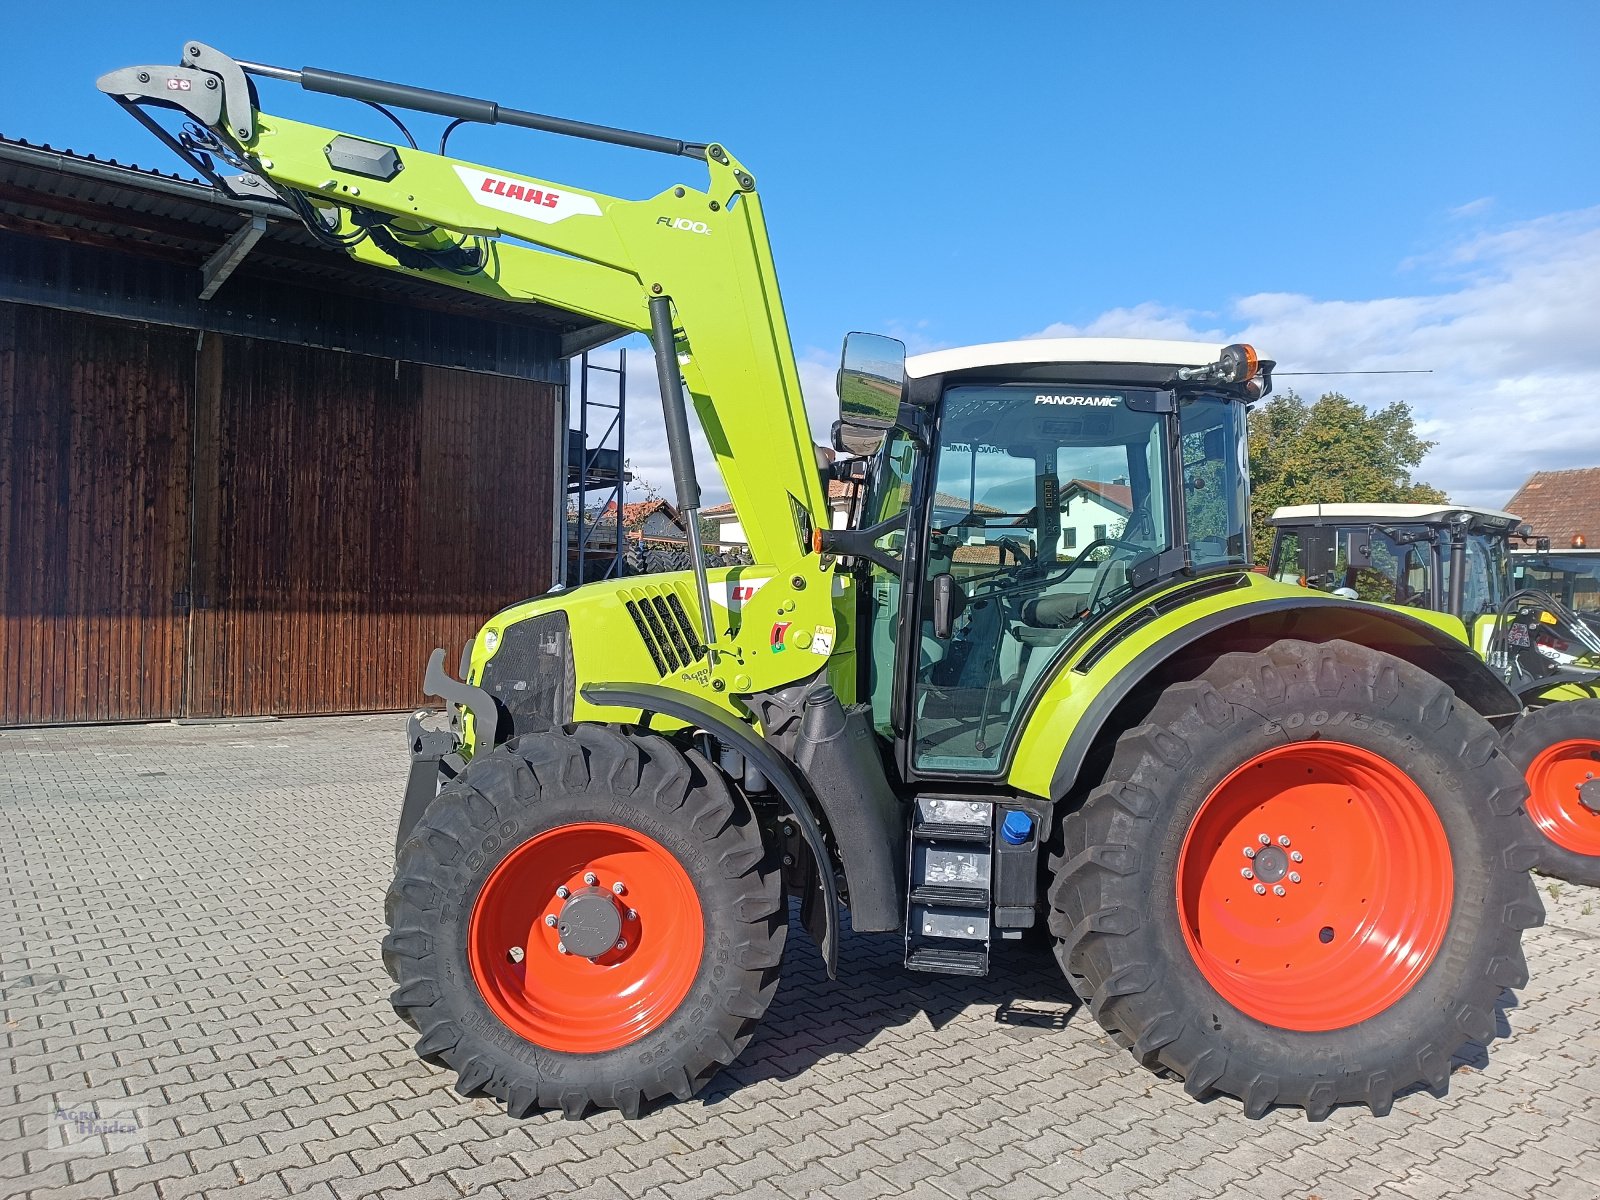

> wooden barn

[{"left": 0, "top": 136, "right": 616, "bottom": 725}]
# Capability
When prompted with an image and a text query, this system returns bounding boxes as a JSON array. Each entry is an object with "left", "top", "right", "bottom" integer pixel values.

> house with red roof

[
  {"left": 1506, "top": 467, "right": 1600, "bottom": 549},
  {"left": 1060, "top": 477, "right": 1133, "bottom": 552},
  {"left": 582, "top": 498, "right": 692, "bottom": 549},
  {"left": 702, "top": 480, "right": 862, "bottom": 550}
]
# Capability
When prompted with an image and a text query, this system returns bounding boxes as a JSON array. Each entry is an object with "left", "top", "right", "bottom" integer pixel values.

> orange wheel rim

[
  {"left": 468, "top": 822, "right": 703, "bottom": 1054},
  {"left": 1176, "top": 741, "right": 1453, "bottom": 1032},
  {"left": 1524, "top": 738, "right": 1600, "bottom": 857}
]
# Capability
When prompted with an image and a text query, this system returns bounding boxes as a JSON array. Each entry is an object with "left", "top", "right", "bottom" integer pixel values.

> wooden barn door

[
  {"left": 0, "top": 303, "right": 193, "bottom": 724},
  {"left": 184, "top": 335, "right": 559, "bottom": 718},
  {"left": 0, "top": 306, "right": 558, "bottom": 725}
]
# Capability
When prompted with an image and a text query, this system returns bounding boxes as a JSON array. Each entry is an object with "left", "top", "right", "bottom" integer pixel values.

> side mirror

[
  {"left": 835, "top": 332, "right": 907, "bottom": 456},
  {"left": 1345, "top": 533, "right": 1374, "bottom": 569},
  {"left": 931, "top": 572, "right": 964, "bottom": 639}
]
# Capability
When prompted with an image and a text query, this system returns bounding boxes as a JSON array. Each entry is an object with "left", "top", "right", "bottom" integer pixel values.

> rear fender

[{"left": 1019, "top": 594, "right": 1521, "bottom": 802}]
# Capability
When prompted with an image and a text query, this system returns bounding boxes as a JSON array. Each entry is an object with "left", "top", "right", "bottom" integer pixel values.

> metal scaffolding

[{"left": 564, "top": 348, "right": 629, "bottom": 584}]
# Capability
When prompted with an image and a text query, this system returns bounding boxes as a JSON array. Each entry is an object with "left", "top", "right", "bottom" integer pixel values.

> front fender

[{"left": 580, "top": 681, "right": 841, "bottom": 979}]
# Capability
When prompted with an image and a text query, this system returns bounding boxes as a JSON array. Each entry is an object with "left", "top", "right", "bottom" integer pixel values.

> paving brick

[{"left": 3, "top": 716, "right": 1598, "bottom": 1200}]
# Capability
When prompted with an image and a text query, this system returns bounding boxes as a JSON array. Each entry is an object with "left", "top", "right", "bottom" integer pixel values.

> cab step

[
  {"left": 905, "top": 797, "right": 994, "bottom": 976},
  {"left": 906, "top": 946, "right": 989, "bottom": 976}
]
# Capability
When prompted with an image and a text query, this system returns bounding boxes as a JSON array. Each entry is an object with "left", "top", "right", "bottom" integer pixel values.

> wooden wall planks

[
  {"left": 0, "top": 300, "right": 561, "bottom": 725},
  {"left": 0, "top": 303, "right": 193, "bottom": 724}
]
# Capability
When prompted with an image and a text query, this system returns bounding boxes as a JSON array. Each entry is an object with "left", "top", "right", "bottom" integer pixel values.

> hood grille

[{"left": 623, "top": 582, "right": 707, "bottom": 676}]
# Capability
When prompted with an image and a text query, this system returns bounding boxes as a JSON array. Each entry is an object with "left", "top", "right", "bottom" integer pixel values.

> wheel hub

[
  {"left": 1251, "top": 843, "right": 1290, "bottom": 883},
  {"left": 557, "top": 887, "right": 624, "bottom": 958},
  {"left": 1239, "top": 835, "right": 1303, "bottom": 896},
  {"left": 1580, "top": 777, "right": 1600, "bottom": 815}
]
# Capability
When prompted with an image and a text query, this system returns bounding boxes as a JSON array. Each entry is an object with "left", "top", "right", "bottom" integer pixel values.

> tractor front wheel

[
  {"left": 1502, "top": 698, "right": 1600, "bottom": 886},
  {"left": 383, "top": 725, "right": 785, "bottom": 1119},
  {"left": 1049, "top": 638, "right": 1542, "bottom": 1119}
]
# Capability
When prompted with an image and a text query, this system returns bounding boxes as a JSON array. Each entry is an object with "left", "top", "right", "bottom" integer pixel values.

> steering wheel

[
  {"left": 995, "top": 535, "right": 1034, "bottom": 568},
  {"left": 964, "top": 536, "right": 1148, "bottom": 622}
]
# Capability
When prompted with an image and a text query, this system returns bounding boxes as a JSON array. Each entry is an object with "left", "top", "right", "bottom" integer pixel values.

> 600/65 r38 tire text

[
  {"left": 382, "top": 725, "right": 785, "bottom": 1119},
  {"left": 1049, "top": 638, "right": 1543, "bottom": 1119},
  {"left": 1502, "top": 697, "right": 1600, "bottom": 887}
]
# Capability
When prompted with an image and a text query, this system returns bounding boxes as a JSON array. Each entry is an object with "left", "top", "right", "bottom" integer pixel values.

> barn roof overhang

[{"left": 0, "top": 134, "right": 624, "bottom": 375}]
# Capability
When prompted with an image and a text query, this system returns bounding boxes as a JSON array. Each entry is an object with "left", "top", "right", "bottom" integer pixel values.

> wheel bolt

[
  {"left": 1278, "top": 835, "right": 1291, "bottom": 847},
  {"left": 1243, "top": 846, "right": 1257, "bottom": 859},
  {"left": 626, "top": 909, "right": 638, "bottom": 921},
  {"left": 584, "top": 872, "right": 598, "bottom": 886},
  {"left": 1289, "top": 872, "right": 1302, "bottom": 884},
  {"left": 615, "top": 939, "right": 628, "bottom": 950},
  {"left": 1241, "top": 868, "right": 1254, "bottom": 880},
  {"left": 612, "top": 881, "right": 627, "bottom": 895},
  {"left": 1258, "top": 834, "right": 1271, "bottom": 846},
  {"left": 1273, "top": 885, "right": 1287, "bottom": 897},
  {"left": 1253, "top": 883, "right": 1267, "bottom": 895},
  {"left": 1290, "top": 851, "right": 1303, "bottom": 863},
  {"left": 544, "top": 914, "right": 557, "bottom": 927},
  {"left": 555, "top": 886, "right": 570, "bottom": 899},
  {"left": 556, "top": 942, "right": 568, "bottom": 955}
]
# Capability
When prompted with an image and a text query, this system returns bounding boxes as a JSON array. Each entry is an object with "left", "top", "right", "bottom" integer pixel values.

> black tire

[
  {"left": 1502, "top": 698, "right": 1600, "bottom": 886},
  {"left": 1048, "top": 638, "right": 1543, "bottom": 1119},
  {"left": 647, "top": 546, "right": 692, "bottom": 574},
  {"left": 383, "top": 725, "right": 785, "bottom": 1119},
  {"left": 621, "top": 544, "right": 649, "bottom": 576}
]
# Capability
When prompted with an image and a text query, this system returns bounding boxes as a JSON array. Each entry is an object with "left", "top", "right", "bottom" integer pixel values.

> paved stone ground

[{"left": 2, "top": 716, "right": 1599, "bottom": 1200}]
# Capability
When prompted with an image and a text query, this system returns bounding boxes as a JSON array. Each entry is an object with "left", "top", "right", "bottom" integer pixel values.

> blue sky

[{"left": 5, "top": 2, "right": 1598, "bottom": 508}]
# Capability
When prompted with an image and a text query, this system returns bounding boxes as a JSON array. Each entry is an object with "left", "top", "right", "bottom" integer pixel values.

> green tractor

[
  {"left": 1268, "top": 503, "right": 1600, "bottom": 884},
  {"left": 105, "top": 44, "right": 1543, "bottom": 1121}
]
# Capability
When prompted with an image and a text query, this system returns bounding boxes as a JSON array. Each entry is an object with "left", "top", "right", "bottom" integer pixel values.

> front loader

[
  {"left": 103, "top": 43, "right": 1544, "bottom": 1121},
  {"left": 1269, "top": 503, "right": 1600, "bottom": 885}
]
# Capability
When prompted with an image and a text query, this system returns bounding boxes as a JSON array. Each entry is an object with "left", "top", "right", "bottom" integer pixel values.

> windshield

[
  {"left": 1288, "top": 524, "right": 1438, "bottom": 606},
  {"left": 913, "top": 384, "right": 1182, "bottom": 772},
  {"left": 1513, "top": 552, "right": 1600, "bottom": 613},
  {"left": 929, "top": 389, "right": 1170, "bottom": 581}
]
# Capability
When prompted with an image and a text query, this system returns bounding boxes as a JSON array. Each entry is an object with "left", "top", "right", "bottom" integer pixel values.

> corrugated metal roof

[{"left": 0, "top": 132, "right": 618, "bottom": 345}]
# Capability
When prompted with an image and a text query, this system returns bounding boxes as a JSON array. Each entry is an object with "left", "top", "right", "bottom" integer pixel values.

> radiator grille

[{"left": 624, "top": 582, "right": 707, "bottom": 675}]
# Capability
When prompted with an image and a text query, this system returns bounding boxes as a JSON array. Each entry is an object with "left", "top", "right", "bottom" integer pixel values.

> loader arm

[{"left": 97, "top": 43, "right": 829, "bottom": 566}]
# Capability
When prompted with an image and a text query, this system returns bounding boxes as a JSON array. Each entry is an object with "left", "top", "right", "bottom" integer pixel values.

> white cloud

[
  {"left": 1447, "top": 196, "right": 1495, "bottom": 220},
  {"left": 592, "top": 205, "right": 1600, "bottom": 518},
  {"left": 1025, "top": 205, "right": 1600, "bottom": 509}
]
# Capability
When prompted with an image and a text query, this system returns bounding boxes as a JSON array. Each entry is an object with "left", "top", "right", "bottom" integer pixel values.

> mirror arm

[{"left": 818, "top": 512, "right": 908, "bottom": 577}]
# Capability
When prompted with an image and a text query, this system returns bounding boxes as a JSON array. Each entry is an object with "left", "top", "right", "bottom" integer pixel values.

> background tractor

[
  {"left": 104, "top": 43, "right": 1543, "bottom": 1121},
  {"left": 1269, "top": 503, "right": 1600, "bottom": 884}
]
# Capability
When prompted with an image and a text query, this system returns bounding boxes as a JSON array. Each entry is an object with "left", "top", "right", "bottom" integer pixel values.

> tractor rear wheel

[
  {"left": 1502, "top": 698, "right": 1600, "bottom": 886},
  {"left": 383, "top": 725, "right": 785, "bottom": 1119},
  {"left": 1049, "top": 638, "right": 1542, "bottom": 1119}
]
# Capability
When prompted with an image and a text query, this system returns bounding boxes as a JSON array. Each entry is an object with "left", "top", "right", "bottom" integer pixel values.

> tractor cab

[
  {"left": 1266, "top": 503, "right": 1523, "bottom": 649},
  {"left": 837, "top": 336, "right": 1268, "bottom": 775}
]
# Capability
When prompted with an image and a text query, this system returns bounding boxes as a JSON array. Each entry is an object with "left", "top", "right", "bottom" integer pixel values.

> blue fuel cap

[{"left": 1001, "top": 810, "right": 1034, "bottom": 845}]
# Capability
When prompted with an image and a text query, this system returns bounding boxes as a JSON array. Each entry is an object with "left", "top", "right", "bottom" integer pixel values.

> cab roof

[
  {"left": 905, "top": 337, "right": 1225, "bottom": 380},
  {"left": 1268, "top": 502, "right": 1522, "bottom": 527}
]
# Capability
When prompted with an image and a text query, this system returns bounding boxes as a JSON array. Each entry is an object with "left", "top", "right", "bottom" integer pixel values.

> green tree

[{"left": 1247, "top": 391, "right": 1447, "bottom": 563}]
